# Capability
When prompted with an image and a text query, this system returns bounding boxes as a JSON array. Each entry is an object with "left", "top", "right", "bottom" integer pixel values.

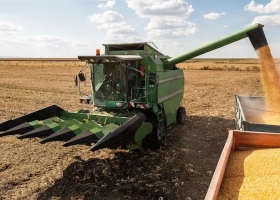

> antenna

[{"left": 146, "top": 42, "right": 158, "bottom": 49}]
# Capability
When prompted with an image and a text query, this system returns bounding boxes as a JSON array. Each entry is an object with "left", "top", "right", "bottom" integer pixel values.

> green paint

[
  {"left": 157, "top": 69, "right": 184, "bottom": 102},
  {"left": 59, "top": 110, "right": 128, "bottom": 126},
  {"left": 29, "top": 118, "right": 57, "bottom": 129},
  {"left": 46, "top": 119, "right": 82, "bottom": 133},
  {"left": 105, "top": 101, "right": 116, "bottom": 107},
  {"left": 68, "top": 124, "right": 83, "bottom": 135},
  {"left": 68, "top": 122, "right": 102, "bottom": 135},
  {"left": 89, "top": 127, "right": 104, "bottom": 139},
  {"left": 126, "top": 143, "right": 140, "bottom": 150},
  {"left": 1, "top": 23, "right": 266, "bottom": 152},
  {"left": 77, "top": 109, "right": 90, "bottom": 113},
  {"left": 42, "top": 23, "right": 265, "bottom": 149},
  {"left": 134, "top": 122, "right": 153, "bottom": 145},
  {"left": 100, "top": 123, "right": 119, "bottom": 135},
  {"left": 85, "top": 121, "right": 101, "bottom": 129},
  {"left": 29, "top": 120, "right": 42, "bottom": 129},
  {"left": 163, "top": 94, "right": 183, "bottom": 126},
  {"left": 29, "top": 118, "right": 56, "bottom": 129},
  {"left": 46, "top": 123, "right": 62, "bottom": 132},
  {"left": 164, "top": 23, "right": 263, "bottom": 67}
]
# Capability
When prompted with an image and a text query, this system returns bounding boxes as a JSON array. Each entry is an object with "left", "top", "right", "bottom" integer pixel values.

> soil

[{"left": 0, "top": 61, "right": 263, "bottom": 200}]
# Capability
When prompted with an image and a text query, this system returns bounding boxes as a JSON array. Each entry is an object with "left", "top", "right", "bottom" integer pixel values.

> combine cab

[{"left": 0, "top": 23, "right": 268, "bottom": 152}]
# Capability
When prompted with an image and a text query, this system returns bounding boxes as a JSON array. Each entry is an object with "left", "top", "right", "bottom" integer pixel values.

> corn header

[{"left": 0, "top": 23, "right": 268, "bottom": 152}]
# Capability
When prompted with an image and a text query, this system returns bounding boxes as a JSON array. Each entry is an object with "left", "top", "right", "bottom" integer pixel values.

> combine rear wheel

[{"left": 176, "top": 107, "right": 186, "bottom": 124}]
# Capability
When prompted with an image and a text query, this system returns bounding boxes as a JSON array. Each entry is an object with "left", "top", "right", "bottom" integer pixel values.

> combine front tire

[
  {"left": 176, "top": 107, "right": 186, "bottom": 124},
  {"left": 142, "top": 119, "right": 166, "bottom": 150},
  {"left": 142, "top": 127, "right": 162, "bottom": 150},
  {"left": 142, "top": 110, "right": 167, "bottom": 150}
]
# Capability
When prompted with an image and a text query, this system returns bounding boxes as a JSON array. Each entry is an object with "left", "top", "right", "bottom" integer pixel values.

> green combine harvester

[{"left": 0, "top": 23, "right": 268, "bottom": 152}]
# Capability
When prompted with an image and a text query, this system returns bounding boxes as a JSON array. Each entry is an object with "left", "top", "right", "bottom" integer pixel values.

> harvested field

[
  {"left": 178, "top": 58, "right": 280, "bottom": 71},
  {"left": 0, "top": 59, "right": 265, "bottom": 199}
]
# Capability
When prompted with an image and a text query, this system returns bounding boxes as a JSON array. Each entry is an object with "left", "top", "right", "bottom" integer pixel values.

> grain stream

[
  {"left": 258, "top": 45, "right": 280, "bottom": 111},
  {"left": 247, "top": 45, "right": 280, "bottom": 124}
]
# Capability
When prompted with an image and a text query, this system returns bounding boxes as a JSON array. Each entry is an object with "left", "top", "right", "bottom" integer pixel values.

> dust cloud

[{"left": 240, "top": 96, "right": 266, "bottom": 121}]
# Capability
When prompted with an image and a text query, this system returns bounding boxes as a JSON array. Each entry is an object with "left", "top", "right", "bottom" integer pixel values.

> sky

[{"left": 0, "top": 0, "right": 279, "bottom": 58}]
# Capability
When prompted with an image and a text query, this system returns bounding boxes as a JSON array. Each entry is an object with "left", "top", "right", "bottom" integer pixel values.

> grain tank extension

[{"left": 0, "top": 23, "right": 268, "bottom": 152}]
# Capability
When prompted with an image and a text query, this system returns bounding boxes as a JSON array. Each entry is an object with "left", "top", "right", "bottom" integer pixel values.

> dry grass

[
  {"left": 0, "top": 60, "right": 264, "bottom": 200},
  {"left": 177, "top": 58, "right": 280, "bottom": 71},
  {"left": 0, "top": 61, "right": 90, "bottom": 121}
]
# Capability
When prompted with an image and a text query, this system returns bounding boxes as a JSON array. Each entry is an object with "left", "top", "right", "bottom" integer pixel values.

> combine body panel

[{"left": 0, "top": 23, "right": 269, "bottom": 152}]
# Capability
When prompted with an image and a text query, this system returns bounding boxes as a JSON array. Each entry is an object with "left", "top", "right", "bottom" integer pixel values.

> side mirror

[
  {"left": 74, "top": 76, "right": 78, "bottom": 86},
  {"left": 78, "top": 73, "right": 86, "bottom": 82}
]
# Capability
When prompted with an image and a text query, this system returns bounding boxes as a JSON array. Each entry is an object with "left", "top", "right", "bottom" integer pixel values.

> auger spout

[
  {"left": 247, "top": 26, "right": 268, "bottom": 50},
  {"left": 164, "top": 23, "right": 267, "bottom": 68}
]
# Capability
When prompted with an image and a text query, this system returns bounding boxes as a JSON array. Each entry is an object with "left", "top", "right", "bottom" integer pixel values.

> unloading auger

[{"left": 0, "top": 23, "right": 268, "bottom": 152}]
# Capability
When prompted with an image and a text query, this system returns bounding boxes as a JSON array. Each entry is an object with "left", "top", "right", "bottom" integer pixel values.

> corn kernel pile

[{"left": 217, "top": 148, "right": 280, "bottom": 200}]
